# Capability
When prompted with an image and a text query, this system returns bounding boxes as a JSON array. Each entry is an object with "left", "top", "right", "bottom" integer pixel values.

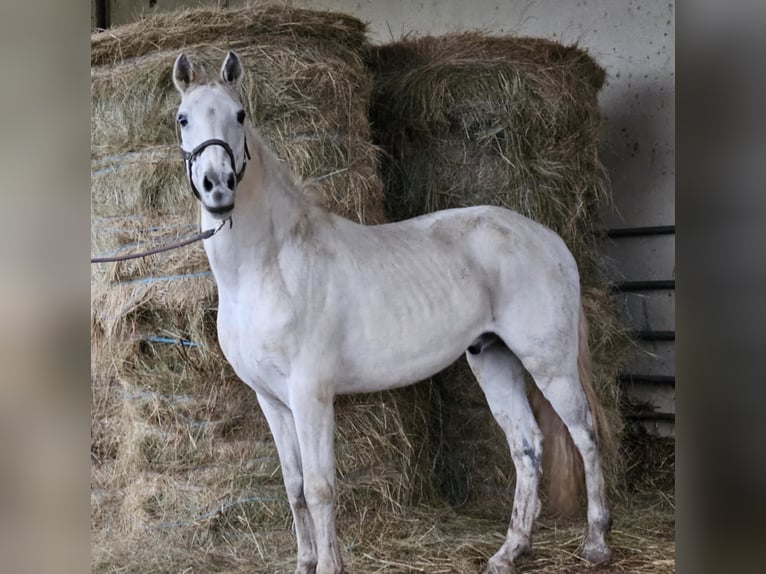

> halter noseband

[{"left": 181, "top": 137, "right": 251, "bottom": 200}]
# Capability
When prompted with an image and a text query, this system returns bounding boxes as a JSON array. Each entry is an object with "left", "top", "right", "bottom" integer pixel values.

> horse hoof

[
  {"left": 482, "top": 557, "right": 514, "bottom": 574},
  {"left": 295, "top": 562, "right": 317, "bottom": 574},
  {"left": 582, "top": 543, "right": 611, "bottom": 565}
]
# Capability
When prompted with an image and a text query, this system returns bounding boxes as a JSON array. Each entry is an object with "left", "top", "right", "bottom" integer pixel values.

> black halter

[{"left": 181, "top": 137, "right": 251, "bottom": 200}]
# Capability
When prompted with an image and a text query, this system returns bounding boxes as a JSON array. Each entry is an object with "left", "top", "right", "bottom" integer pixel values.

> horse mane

[
  {"left": 239, "top": 121, "right": 333, "bottom": 247},
  {"left": 240, "top": 121, "right": 327, "bottom": 210},
  {"left": 295, "top": 176, "right": 331, "bottom": 208}
]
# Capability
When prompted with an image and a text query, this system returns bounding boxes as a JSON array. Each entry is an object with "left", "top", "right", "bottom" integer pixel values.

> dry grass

[
  {"left": 92, "top": 425, "right": 674, "bottom": 573},
  {"left": 90, "top": 3, "right": 369, "bottom": 68},
  {"left": 92, "top": 474, "right": 674, "bottom": 573}
]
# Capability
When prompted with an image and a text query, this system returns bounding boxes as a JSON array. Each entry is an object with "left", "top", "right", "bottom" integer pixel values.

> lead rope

[{"left": 90, "top": 217, "right": 231, "bottom": 264}]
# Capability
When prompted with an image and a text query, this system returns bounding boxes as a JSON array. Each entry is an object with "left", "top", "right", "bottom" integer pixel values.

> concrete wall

[{"left": 93, "top": 0, "right": 676, "bottom": 434}]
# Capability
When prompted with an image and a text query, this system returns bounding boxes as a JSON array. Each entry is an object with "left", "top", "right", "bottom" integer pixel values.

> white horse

[{"left": 172, "top": 51, "right": 612, "bottom": 574}]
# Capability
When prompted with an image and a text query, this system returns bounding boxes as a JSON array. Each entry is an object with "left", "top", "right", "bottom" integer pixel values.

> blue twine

[
  {"left": 120, "top": 271, "right": 212, "bottom": 285},
  {"left": 92, "top": 214, "right": 142, "bottom": 222},
  {"left": 176, "top": 414, "right": 214, "bottom": 429},
  {"left": 91, "top": 165, "right": 121, "bottom": 177},
  {"left": 95, "top": 223, "right": 196, "bottom": 234},
  {"left": 141, "top": 336, "right": 198, "bottom": 347},
  {"left": 91, "top": 149, "right": 174, "bottom": 175},
  {"left": 117, "top": 389, "right": 196, "bottom": 403}
]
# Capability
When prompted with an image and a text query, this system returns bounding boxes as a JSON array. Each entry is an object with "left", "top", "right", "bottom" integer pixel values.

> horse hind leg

[
  {"left": 513, "top": 337, "right": 612, "bottom": 565},
  {"left": 466, "top": 335, "right": 543, "bottom": 574}
]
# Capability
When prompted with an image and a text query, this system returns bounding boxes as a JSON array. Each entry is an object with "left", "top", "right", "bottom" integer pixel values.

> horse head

[{"left": 173, "top": 51, "right": 250, "bottom": 218}]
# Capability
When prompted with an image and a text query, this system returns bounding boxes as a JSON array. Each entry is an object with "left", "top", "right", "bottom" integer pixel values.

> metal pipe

[
  {"left": 606, "top": 225, "right": 675, "bottom": 238},
  {"left": 627, "top": 412, "right": 675, "bottom": 422},
  {"left": 95, "top": 0, "right": 108, "bottom": 29},
  {"left": 613, "top": 279, "right": 675, "bottom": 292},
  {"left": 633, "top": 330, "right": 675, "bottom": 341},
  {"left": 619, "top": 374, "right": 675, "bottom": 387}
]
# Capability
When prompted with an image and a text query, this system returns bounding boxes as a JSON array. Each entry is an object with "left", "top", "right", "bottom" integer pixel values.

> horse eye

[
  {"left": 177, "top": 114, "right": 188, "bottom": 127},
  {"left": 236, "top": 110, "right": 246, "bottom": 124}
]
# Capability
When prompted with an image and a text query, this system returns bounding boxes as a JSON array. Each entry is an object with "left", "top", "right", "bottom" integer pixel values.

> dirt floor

[{"left": 91, "top": 435, "right": 674, "bottom": 573}]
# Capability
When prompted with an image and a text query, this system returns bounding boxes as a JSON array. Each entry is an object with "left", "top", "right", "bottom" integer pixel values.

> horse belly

[{"left": 335, "top": 272, "right": 492, "bottom": 393}]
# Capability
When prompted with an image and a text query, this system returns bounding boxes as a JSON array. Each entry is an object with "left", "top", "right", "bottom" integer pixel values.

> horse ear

[
  {"left": 220, "top": 51, "right": 243, "bottom": 88},
  {"left": 173, "top": 53, "right": 196, "bottom": 93}
]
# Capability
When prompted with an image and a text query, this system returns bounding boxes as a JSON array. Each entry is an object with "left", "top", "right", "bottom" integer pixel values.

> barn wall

[{"left": 93, "top": 0, "right": 676, "bottom": 435}]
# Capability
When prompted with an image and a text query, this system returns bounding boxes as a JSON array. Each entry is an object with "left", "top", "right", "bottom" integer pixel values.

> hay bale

[
  {"left": 91, "top": 151, "right": 192, "bottom": 219},
  {"left": 90, "top": 4, "right": 370, "bottom": 67},
  {"left": 369, "top": 33, "right": 607, "bottom": 275},
  {"left": 90, "top": 4, "right": 385, "bottom": 226},
  {"left": 334, "top": 385, "right": 436, "bottom": 516},
  {"left": 368, "top": 33, "right": 630, "bottom": 513},
  {"left": 90, "top": 7, "right": 435, "bottom": 569},
  {"left": 91, "top": 308, "right": 123, "bottom": 467}
]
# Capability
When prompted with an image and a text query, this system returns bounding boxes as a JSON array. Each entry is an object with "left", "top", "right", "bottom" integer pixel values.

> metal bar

[
  {"left": 606, "top": 225, "right": 675, "bottom": 238},
  {"left": 619, "top": 374, "right": 676, "bottom": 387},
  {"left": 95, "top": 0, "right": 108, "bottom": 29},
  {"left": 613, "top": 279, "right": 675, "bottom": 292},
  {"left": 627, "top": 412, "right": 676, "bottom": 422},
  {"left": 633, "top": 330, "right": 676, "bottom": 341}
]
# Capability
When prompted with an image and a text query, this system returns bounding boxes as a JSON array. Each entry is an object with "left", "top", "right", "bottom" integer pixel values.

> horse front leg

[
  {"left": 256, "top": 393, "right": 318, "bottom": 574},
  {"left": 290, "top": 387, "right": 344, "bottom": 574}
]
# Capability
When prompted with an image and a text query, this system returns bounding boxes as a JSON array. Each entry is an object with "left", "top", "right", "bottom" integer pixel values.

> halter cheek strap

[{"left": 181, "top": 137, "right": 251, "bottom": 200}]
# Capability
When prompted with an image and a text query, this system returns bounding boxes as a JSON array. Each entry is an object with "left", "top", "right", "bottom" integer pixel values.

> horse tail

[{"left": 529, "top": 301, "right": 613, "bottom": 516}]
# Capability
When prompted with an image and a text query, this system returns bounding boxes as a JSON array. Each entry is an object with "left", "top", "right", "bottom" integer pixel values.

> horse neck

[{"left": 201, "top": 127, "right": 318, "bottom": 288}]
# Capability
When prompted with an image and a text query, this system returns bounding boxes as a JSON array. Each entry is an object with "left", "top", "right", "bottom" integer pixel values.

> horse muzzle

[
  {"left": 181, "top": 137, "right": 250, "bottom": 216},
  {"left": 205, "top": 201, "right": 235, "bottom": 217},
  {"left": 196, "top": 168, "right": 237, "bottom": 217}
]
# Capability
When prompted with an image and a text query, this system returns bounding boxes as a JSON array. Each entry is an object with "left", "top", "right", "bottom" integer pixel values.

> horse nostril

[
  {"left": 203, "top": 175, "right": 213, "bottom": 192},
  {"left": 227, "top": 174, "right": 236, "bottom": 190}
]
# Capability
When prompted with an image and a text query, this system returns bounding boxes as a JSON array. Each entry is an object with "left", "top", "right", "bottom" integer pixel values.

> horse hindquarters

[
  {"left": 485, "top": 224, "right": 612, "bottom": 565},
  {"left": 500, "top": 302, "right": 612, "bottom": 565}
]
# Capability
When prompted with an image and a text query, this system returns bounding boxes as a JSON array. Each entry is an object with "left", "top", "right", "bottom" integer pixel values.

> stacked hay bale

[
  {"left": 368, "top": 33, "right": 630, "bottom": 516},
  {"left": 90, "top": 5, "right": 431, "bottom": 569}
]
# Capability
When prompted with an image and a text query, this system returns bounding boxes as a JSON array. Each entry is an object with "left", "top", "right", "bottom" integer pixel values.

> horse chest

[{"left": 215, "top": 294, "right": 296, "bottom": 395}]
